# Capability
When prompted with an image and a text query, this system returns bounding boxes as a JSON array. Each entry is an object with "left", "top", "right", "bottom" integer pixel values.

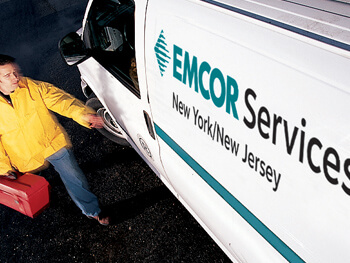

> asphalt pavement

[{"left": 0, "top": 0, "right": 231, "bottom": 262}]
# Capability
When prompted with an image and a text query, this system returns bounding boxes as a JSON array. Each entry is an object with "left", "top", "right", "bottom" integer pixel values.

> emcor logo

[
  {"left": 154, "top": 30, "right": 239, "bottom": 120},
  {"left": 154, "top": 30, "right": 171, "bottom": 76}
]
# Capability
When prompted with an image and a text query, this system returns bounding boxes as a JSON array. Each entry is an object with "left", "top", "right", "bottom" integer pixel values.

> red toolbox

[{"left": 0, "top": 173, "right": 50, "bottom": 218}]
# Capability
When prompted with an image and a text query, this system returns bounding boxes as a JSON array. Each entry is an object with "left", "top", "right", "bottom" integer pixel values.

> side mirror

[{"left": 59, "top": 32, "right": 88, "bottom": 66}]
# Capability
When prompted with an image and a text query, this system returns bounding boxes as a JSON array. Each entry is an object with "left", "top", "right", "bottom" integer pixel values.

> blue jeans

[{"left": 46, "top": 147, "right": 101, "bottom": 217}]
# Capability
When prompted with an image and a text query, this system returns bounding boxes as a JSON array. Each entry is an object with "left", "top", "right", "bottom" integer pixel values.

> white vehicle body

[{"left": 60, "top": 0, "right": 350, "bottom": 262}]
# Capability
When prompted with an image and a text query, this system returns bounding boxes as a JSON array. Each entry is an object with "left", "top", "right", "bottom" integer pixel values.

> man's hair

[{"left": 0, "top": 54, "right": 16, "bottom": 66}]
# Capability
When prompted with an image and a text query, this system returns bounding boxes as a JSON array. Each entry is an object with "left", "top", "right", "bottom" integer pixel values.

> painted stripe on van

[
  {"left": 201, "top": 0, "right": 350, "bottom": 52},
  {"left": 154, "top": 123, "right": 305, "bottom": 263}
]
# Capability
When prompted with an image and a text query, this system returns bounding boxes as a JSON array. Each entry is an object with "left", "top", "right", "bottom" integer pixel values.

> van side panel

[{"left": 145, "top": 0, "right": 350, "bottom": 262}]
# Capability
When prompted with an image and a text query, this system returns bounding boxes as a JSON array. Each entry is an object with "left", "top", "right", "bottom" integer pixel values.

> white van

[{"left": 59, "top": 0, "right": 350, "bottom": 262}]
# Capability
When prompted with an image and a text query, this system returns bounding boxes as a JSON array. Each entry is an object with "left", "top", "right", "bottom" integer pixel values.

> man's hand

[
  {"left": 84, "top": 114, "right": 104, "bottom": 129},
  {"left": 1, "top": 171, "right": 18, "bottom": 180}
]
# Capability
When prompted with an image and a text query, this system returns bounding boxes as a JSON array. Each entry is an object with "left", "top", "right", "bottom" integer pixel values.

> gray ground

[{"left": 0, "top": 0, "right": 230, "bottom": 262}]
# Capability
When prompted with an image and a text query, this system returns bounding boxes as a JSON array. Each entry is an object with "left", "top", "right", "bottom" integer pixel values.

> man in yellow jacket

[{"left": 0, "top": 54, "right": 109, "bottom": 225}]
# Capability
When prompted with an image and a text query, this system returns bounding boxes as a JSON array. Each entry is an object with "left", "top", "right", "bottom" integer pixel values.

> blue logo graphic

[{"left": 154, "top": 30, "right": 170, "bottom": 76}]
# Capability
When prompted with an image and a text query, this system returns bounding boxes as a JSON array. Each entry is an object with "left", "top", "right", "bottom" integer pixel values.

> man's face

[{"left": 0, "top": 63, "right": 20, "bottom": 95}]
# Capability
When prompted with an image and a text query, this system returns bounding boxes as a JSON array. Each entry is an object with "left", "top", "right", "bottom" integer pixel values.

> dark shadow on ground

[
  {"left": 102, "top": 185, "right": 173, "bottom": 225},
  {"left": 79, "top": 145, "right": 138, "bottom": 172}
]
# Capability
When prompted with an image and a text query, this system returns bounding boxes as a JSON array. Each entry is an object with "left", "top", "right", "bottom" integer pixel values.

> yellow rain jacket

[{"left": 0, "top": 77, "right": 95, "bottom": 174}]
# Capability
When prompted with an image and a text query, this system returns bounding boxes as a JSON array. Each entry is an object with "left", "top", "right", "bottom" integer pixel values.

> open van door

[{"left": 75, "top": 0, "right": 165, "bottom": 175}]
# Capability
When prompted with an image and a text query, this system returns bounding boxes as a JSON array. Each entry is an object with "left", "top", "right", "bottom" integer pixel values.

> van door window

[{"left": 84, "top": 0, "right": 139, "bottom": 97}]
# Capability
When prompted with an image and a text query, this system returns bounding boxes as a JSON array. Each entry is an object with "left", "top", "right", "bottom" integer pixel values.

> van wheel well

[{"left": 86, "top": 95, "right": 130, "bottom": 146}]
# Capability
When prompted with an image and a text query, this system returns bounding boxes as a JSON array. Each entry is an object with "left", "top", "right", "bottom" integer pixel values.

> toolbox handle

[
  {"left": 14, "top": 171, "right": 34, "bottom": 188},
  {"left": 0, "top": 172, "right": 32, "bottom": 188}
]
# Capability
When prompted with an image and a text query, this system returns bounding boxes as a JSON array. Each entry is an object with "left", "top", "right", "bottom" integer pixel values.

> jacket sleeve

[
  {"left": 36, "top": 80, "right": 96, "bottom": 129},
  {"left": 0, "top": 138, "right": 12, "bottom": 175}
]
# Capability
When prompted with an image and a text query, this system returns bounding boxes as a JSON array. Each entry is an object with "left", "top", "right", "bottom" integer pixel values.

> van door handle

[{"left": 144, "top": 111, "right": 155, "bottom": 140}]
